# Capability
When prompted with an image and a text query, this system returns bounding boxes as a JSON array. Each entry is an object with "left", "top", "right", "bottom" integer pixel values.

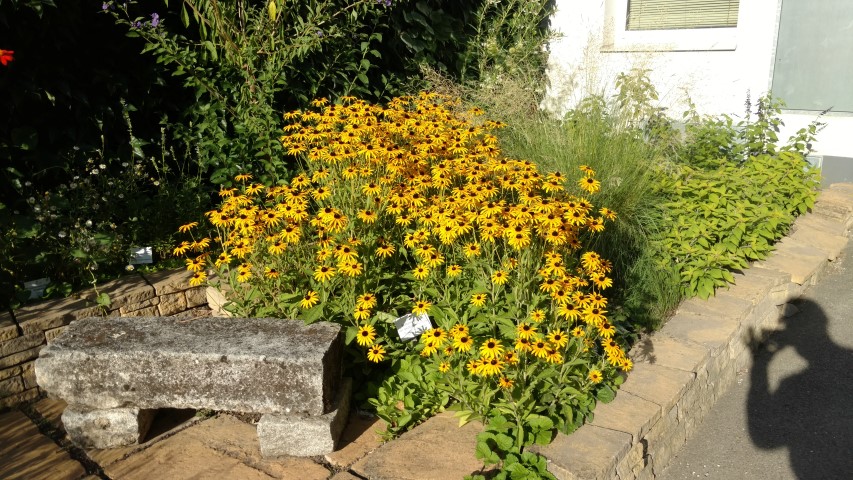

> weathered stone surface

[
  {"left": 620, "top": 363, "right": 694, "bottom": 415},
  {"left": 16, "top": 296, "right": 102, "bottom": 335},
  {"left": 258, "top": 377, "right": 352, "bottom": 457},
  {"left": 0, "top": 409, "right": 86, "bottom": 480},
  {"left": 78, "top": 274, "right": 155, "bottom": 311},
  {"left": 20, "top": 362, "right": 37, "bottom": 389},
  {"left": 534, "top": 424, "right": 632, "bottom": 480},
  {"left": 351, "top": 412, "right": 488, "bottom": 480},
  {"left": 789, "top": 227, "right": 847, "bottom": 260},
  {"left": 615, "top": 440, "right": 647, "bottom": 480},
  {"left": 0, "top": 365, "right": 21, "bottom": 382},
  {"left": 45, "top": 326, "right": 68, "bottom": 343},
  {"left": 0, "top": 388, "right": 39, "bottom": 409},
  {"left": 0, "top": 312, "right": 18, "bottom": 342},
  {"left": 792, "top": 212, "right": 849, "bottom": 237},
  {"left": 157, "top": 291, "right": 188, "bottom": 316},
  {"left": 34, "top": 397, "right": 67, "bottom": 430},
  {"left": 755, "top": 237, "right": 828, "bottom": 285},
  {"left": 0, "top": 345, "right": 42, "bottom": 369},
  {"left": 659, "top": 312, "right": 739, "bottom": 355},
  {"left": 815, "top": 188, "right": 853, "bottom": 221},
  {"left": 63, "top": 405, "right": 156, "bottom": 449},
  {"left": 35, "top": 316, "right": 342, "bottom": 415},
  {"left": 589, "top": 391, "right": 662, "bottom": 442},
  {"left": 0, "top": 332, "right": 44, "bottom": 357},
  {"left": 0, "top": 375, "right": 24, "bottom": 397},
  {"left": 325, "top": 413, "right": 387, "bottom": 469},
  {"left": 629, "top": 335, "right": 709, "bottom": 373},
  {"left": 185, "top": 286, "right": 208, "bottom": 308},
  {"left": 122, "top": 305, "right": 160, "bottom": 317},
  {"left": 118, "top": 296, "right": 160, "bottom": 315},
  {"left": 722, "top": 272, "right": 777, "bottom": 306},
  {"left": 676, "top": 293, "right": 753, "bottom": 322},
  {"left": 142, "top": 269, "right": 196, "bottom": 296},
  {"left": 104, "top": 414, "right": 330, "bottom": 480}
]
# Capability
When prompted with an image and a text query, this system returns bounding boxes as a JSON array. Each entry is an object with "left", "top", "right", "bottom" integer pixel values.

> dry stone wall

[{"left": 0, "top": 270, "right": 207, "bottom": 410}]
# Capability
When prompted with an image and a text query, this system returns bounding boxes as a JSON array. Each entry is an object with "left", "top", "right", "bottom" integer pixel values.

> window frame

[{"left": 603, "top": 0, "right": 739, "bottom": 52}]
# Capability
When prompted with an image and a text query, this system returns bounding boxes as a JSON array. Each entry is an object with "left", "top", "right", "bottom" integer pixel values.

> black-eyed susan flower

[
  {"left": 367, "top": 344, "right": 386, "bottom": 363},
  {"left": 470, "top": 293, "right": 487, "bottom": 308},
  {"left": 597, "top": 320, "right": 616, "bottom": 339},
  {"left": 174, "top": 241, "right": 191, "bottom": 256},
  {"left": 356, "top": 324, "right": 376, "bottom": 346},
  {"left": 463, "top": 242, "right": 481, "bottom": 257},
  {"left": 588, "top": 369, "right": 603, "bottom": 384},
  {"left": 375, "top": 243, "right": 395, "bottom": 258},
  {"left": 529, "top": 309, "right": 546, "bottom": 322},
  {"left": 530, "top": 339, "right": 549, "bottom": 359},
  {"left": 579, "top": 176, "right": 601, "bottom": 194},
  {"left": 264, "top": 267, "right": 280, "bottom": 279},
  {"left": 189, "top": 271, "right": 207, "bottom": 287},
  {"left": 479, "top": 338, "right": 504, "bottom": 360},
  {"left": 571, "top": 326, "right": 585, "bottom": 338},
  {"left": 353, "top": 305, "right": 371, "bottom": 321},
  {"left": 313, "top": 265, "right": 336, "bottom": 283},
  {"left": 584, "top": 307, "right": 607, "bottom": 326},
  {"left": 453, "top": 335, "right": 474, "bottom": 352},
  {"left": 412, "top": 299, "right": 432, "bottom": 316},
  {"left": 438, "top": 362, "right": 450, "bottom": 373},
  {"left": 178, "top": 222, "right": 199, "bottom": 233},
  {"left": 446, "top": 264, "right": 462, "bottom": 277},
  {"left": 357, "top": 293, "right": 377, "bottom": 310},
  {"left": 185, "top": 256, "right": 205, "bottom": 272},
  {"left": 547, "top": 329, "right": 569, "bottom": 349},
  {"left": 491, "top": 269, "right": 509, "bottom": 286},
  {"left": 236, "top": 263, "right": 252, "bottom": 283},
  {"left": 499, "top": 376, "right": 514, "bottom": 389},
  {"left": 357, "top": 209, "right": 377, "bottom": 224},
  {"left": 516, "top": 323, "right": 537, "bottom": 341},
  {"left": 412, "top": 264, "right": 430, "bottom": 281},
  {"left": 299, "top": 291, "right": 320, "bottom": 309},
  {"left": 339, "top": 260, "right": 363, "bottom": 277},
  {"left": 478, "top": 357, "right": 503, "bottom": 376}
]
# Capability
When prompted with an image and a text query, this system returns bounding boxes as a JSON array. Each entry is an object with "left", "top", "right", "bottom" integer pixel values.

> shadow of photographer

[{"left": 746, "top": 299, "right": 853, "bottom": 479}]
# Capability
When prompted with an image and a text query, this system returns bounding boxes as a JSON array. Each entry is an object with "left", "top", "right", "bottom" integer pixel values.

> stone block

[
  {"left": 35, "top": 316, "right": 342, "bottom": 415},
  {"left": 0, "top": 387, "right": 39, "bottom": 409},
  {"left": 644, "top": 406, "right": 680, "bottom": 473},
  {"left": 0, "top": 365, "right": 21, "bottom": 381},
  {"left": 157, "top": 291, "right": 187, "bottom": 316},
  {"left": 615, "top": 440, "right": 646, "bottom": 480},
  {"left": 629, "top": 334, "right": 709, "bottom": 373},
  {"left": 1, "top": 332, "right": 45, "bottom": 357},
  {"left": 815, "top": 188, "right": 853, "bottom": 221},
  {"left": 0, "top": 345, "right": 43, "bottom": 369},
  {"left": 724, "top": 272, "right": 777, "bottom": 306},
  {"left": 659, "top": 312, "right": 739, "bottom": 356},
  {"left": 789, "top": 227, "right": 847, "bottom": 260},
  {"left": 258, "top": 377, "right": 352, "bottom": 457},
  {"left": 185, "top": 286, "right": 208, "bottom": 308},
  {"left": 0, "top": 409, "right": 86, "bottom": 480},
  {"left": 0, "top": 312, "right": 18, "bottom": 342},
  {"left": 44, "top": 326, "right": 67, "bottom": 343},
  {"left": 589, "top": 391, "right": 661, "bottom": 443},
  {"left": 122, "top": 305, "right": 160, "bottom": 317},
  {"left": 620, "top": 362, "right": 694, "bottom": 415},
  {"left": 21, "top": 361, "right": 37, "bottom": 389},
  {"left": 755, "top": 237, "right": 828, "bottom": 285},
  {"left": 118, "top": 297, "right": 160, "bottom": 315},
  {"left": 62, "top": 405, "right": 156, "bottom": 449},
  {"left": 676, "top": 293, "right": 753, "bottom": 322},
  {"left": 792, "top": 212, "right": 849, "bottom": 237},
  {"left": 533, "top": 424, "right": 632, "bottom": 480},
  {"left": 16, "top": 297, "right": 103, "bottom": 335},
  {"left": 0, "top": 375, "right": 24, "bottom": 397},
  {"left": 77, "top": 274, "right": 155, "bottom": 311},
  {"left": 351, "top": 412, "right": 487, "bottom": 480},
  {"left": 142, "top": 269, "right": 196, "bottom": 295}
]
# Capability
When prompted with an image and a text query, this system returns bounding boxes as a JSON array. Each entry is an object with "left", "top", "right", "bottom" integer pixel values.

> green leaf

[{"left": 596, "top": 385, "right": 616, "bottom": 403}]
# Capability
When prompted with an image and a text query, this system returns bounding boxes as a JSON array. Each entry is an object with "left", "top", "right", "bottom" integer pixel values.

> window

[
  {"left": 627, "top": 0, "right": 739, "bottom": 31},
  {"left": 603, "top": 0, "right": 739, "bottom": 52}
]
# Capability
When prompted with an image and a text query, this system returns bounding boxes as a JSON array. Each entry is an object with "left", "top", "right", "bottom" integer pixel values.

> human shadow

[{"left": 746, "top": 299, "right": 853, "bottom": 479}]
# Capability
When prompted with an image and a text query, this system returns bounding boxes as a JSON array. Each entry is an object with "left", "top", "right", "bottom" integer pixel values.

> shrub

[{"left": 179, "top": 92, "right": 631, "bottom": 462}]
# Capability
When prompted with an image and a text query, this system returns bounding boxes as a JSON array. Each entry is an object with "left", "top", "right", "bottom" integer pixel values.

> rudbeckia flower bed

[{"left": 177, "top": 92, "right": 631, "bottom": 466}]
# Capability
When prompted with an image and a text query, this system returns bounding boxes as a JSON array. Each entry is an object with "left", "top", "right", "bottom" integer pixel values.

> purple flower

[
  {"left": 102, "top": 2, "right": 109, "bottom": 10},
  {"left": 150, "top": 12, "right": 160, "bottom": 28}
]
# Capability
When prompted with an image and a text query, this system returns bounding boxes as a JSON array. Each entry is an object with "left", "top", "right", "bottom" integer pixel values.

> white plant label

[
  {"left": 24, "top": 277, "right": 50, "bottom": 300},
  {"left": 395, "top": 312, "right": 433, "bottom": 342},
  {"left": 129, "top": 246, "right": 153, "bottom": 265}
]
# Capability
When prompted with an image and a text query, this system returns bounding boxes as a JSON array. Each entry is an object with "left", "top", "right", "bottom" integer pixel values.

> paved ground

[{"left": 658, "top": 241, "right": 853, "bottom": 480}]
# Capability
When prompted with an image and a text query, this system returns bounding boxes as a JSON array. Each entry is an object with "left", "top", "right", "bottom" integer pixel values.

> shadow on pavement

[{"left": 746, "top": 299, "right": 853, "bottom": 479}]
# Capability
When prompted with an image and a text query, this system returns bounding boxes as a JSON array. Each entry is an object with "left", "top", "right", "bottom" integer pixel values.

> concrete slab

[
  {"left": 35, "top": 316, "right": 342, "bottom": 416},
  {"left": 620, "top": 363, "right": 695, "bottom": 415},
  {"left": 630, "top": 334, "right": 710, "bottom": 374},
  {"left": 588, "top": 390, "right": 662, "bottom": 442},
  {"left": 534, "top": 424, "right": 632, "bottom": 480},
  {"left": 788, "top": 227, "right": 847, "bottom": 260},
  {"left": 351, "top": 412, "right": 488, "bottom": 480},
  {"left": 659, "top": 312, "right": 740, "bottom": 354},
  {"left": 0, "top": 409, "right": 86, "bottom": 480},
  {"left": 755, "top": 237, "right": 828, "bottom": 285},
  {"left": 325, "top": 413, "right": 387, "bottom": 469}
]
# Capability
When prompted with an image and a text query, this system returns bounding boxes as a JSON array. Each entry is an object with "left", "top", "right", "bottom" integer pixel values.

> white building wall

[{"left": 546, "top": 0, "right": 853, "bottom": 158}]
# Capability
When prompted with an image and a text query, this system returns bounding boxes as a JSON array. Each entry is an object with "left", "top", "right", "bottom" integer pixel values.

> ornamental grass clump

[{"left": 177, "top": 92, "right": 630, "bottom": 458}]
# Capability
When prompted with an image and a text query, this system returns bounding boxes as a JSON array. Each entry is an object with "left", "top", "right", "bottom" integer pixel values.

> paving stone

[
  {"left": 619, "top": 363, "right": 694, "bottom": 415},
  {"left": 723, "top": 271, "right": 778, "bottom": 306},
  {"left": 1, "top": 332, "right": 45, "bottom": 357},
  {"left": 676, "top": 293, "right": 753, "bottom": 322},
  {"left": 142, "top": 269, "right": 196, "bottom": 296},
  {"left": 104, "top": 415, "right": 330, "bottom": 480},
  {"left": 815, "top": 188, "right": 853, "bottom": 221},
  {"left": 534, "top": 424, "right": 632, "bottom": 480},
  {"left": 759, "top": 236, "right": 830, "bottom": 285},
  {"left": 588, "top": 390, "right": 661, "bottom": 442},
  {"left": 0, "top": 312, "right": 19, "bottom": 342},
  {"left": 157, "top": 291, "right": 188, "bottom": 316},
  {"left": 36, "top": 316, "right": 343, "bottom": 415},
  {"left": 258, "top": 377, "right": 352, "bottom": 457},
  {"left": 788, "top": 227, "right": 847, "bottom": 260},
  {"left": 34, "top": 397, "right": 67, "bottom": 430},
  {"left": 0, "top": 409, "right": 86, "bottom": 480},
  {"left": 615, "top": 440, "right": 647, "bottom": 480},
  {"left": 629, "top": 335, "right": 709, "bottom": 374},
  {"left": 659, "top": 311, "right": 740, "bottom": 355},
  {"left": 0, "top": 375, "right": 24, "bottom": 397},
  {"left": 325, "top": 413, "right": 387, "bottom": 469},
  {"left": 16, "top": 297, "right": 103, "bottom": 335},
  {"left": 21, "top": 361, "right": 37, "bottom": 389},
  {"left": 792, "top": 212, "right": 849, "bottom": 237},
  {"left": 330, "top": 472, "right": 362, "bottom": 480},
  {"left": 351, "top": 412, "right": 489, "bottom": 480}
]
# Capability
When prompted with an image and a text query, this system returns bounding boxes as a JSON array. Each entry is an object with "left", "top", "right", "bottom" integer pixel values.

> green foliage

[{"left": 467, "top": 414, "right": 556, "bottom": 480}]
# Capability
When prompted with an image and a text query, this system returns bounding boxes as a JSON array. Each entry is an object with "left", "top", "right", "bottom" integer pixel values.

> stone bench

[{"left": 34, "top": 316, "right": 350, "bottom": 457}]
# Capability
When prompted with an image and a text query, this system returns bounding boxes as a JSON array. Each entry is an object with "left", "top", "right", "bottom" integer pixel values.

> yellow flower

[
  {"left": 453, "top": 335, "right": 474, "bottom": 352},
  {"left": 547, "top": 329, "right": 569, "bottom": 349},
  {"left": 571, "top": 326, "right": 585, "bottom": 337},
  {"left": 234, "top": 173, "right": 253, "bottom": 182},
  {"left": 189, "top": 271, "right": 207, "bottom": 287},
  {"left": 299, "top": 291, "right": 320, "bottom": 309},
  {"left": 529, "top": 309, "right": 546, "bottom": 322},
  {"left": 357, "top": 293, "right": 377, "bottom": 309},
  {"left": 358, "top": 209, "right": 377, "bottom": 224},
  {"left": 313, "top": 265, "right": 336, "bottom": 283},
  {"left": 499, "top": 376, "right": 514, "bottom": 389},
  {"left": 579, "top": 176, "right": 601, "bottom": 194},
  {"left": 620, "top": 358, "right": 634, "bottom": 372},
  {"left": 588, "top": 369, "right": 603, "bottom": 384},
  {"left": 530, "top": 339, "right": 549, "bottom": 359},
  {"left": 185, "top": 256, "right": 205, "bottom": 272},
  {"left": 597, "top": 320, "right": 617, "bottom": 339},
  {"left": 236, "top": 264, "right": 252, "bottom": 283},
  {"left": 463, "top": 242, "right": 481, "bottom": 257},
  {"left": 339, "top": 260, "right": 363, "bottom": 277},
  {"left": 479, "top": 338, "right": 504, "bottom": 360},
  {"left": 264, "top": 267, "right": 280, "bottom": 279},
  {"left": 584, "top": 307, "right": 608, "bottom": 326},
  {"left": 446, "top": 264, "right": 462, "bottom": 278},
  {"left": 178, "top": 221, "right": 198, "bottom": 233},
  {"left": 367, "top": 344, "right": 386, "bottom": 363},
  {"left": 412, "top": 264, "right": 430, "bottom": 281},
  {"left": 438, "top": 362, "right": 450, "bottom": 373},
  {"left": 477, "top": 357, "right": 503, "bottom": 376},
  {"left": 412, "top": 299, "right": 432, "bottom": 316},
  {"left": 375, "top": 243, "right": 395, "bottom": 258},
  {"left": 215, "top": 252, "right": 232, "bottom": 267},
  {"left": 173, "top": 241, "right": 191, "bottom": 256},
  {"left": 353, "top": 305, "right": 371, "bottom": 321},
  {"left": 491, "top": 269, "right": 509, "bottom": 286},
  {"left": 516, "top": 323, "right": 537, "bottom": 341},
  {"left": 356, "top": 324, "right": 376, "bottom": 346},
  {"left": 470, "top": 293, "right": 487, "bottom": 308}
]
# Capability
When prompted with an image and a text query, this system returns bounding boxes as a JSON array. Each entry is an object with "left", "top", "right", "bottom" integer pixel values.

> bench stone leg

[
  {"left": 257, "top": 377, "right": 352, "bottom": 458},
  {"left": 62, "top": 405, "right": 155, "bottom": 449}
]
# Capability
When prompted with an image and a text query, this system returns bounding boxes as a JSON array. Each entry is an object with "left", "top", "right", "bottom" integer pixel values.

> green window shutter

[{"left": 627, "top": 0, "right": 740, "bottom": 30}]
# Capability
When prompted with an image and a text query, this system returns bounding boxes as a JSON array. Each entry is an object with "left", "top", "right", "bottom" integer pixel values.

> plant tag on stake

[
  {"left": 129, "top": 246, "right": 153, "bottom": 265},
  {"left": 395, "top": 312, "right": 432, "bottom": 342},
  {"left": 23, "top": 277, "right": 50, "bottom": 300}
]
